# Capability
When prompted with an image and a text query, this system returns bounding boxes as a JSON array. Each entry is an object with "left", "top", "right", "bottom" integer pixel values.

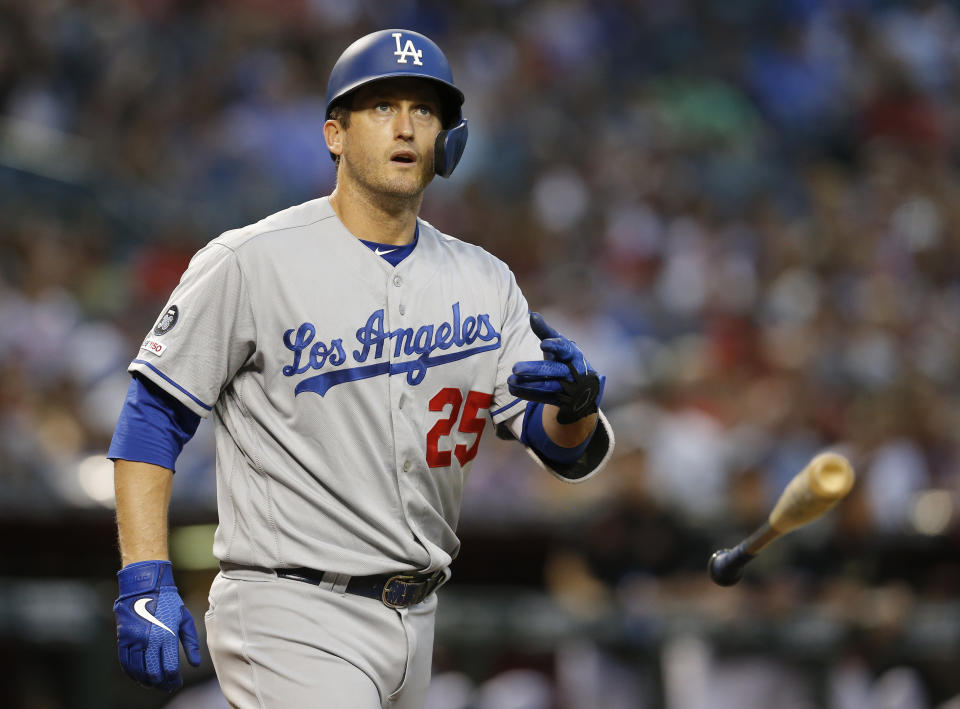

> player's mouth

[{"left": 390, "top": 150, "right": 418, "bottom": 164}]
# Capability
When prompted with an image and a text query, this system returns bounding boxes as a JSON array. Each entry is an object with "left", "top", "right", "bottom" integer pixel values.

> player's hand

[
  {"left": 508, "top": 312, "right": 605, "bottom": 423},
  {"left": 114, "top": 560, "right": 202, "bottom": 692}
]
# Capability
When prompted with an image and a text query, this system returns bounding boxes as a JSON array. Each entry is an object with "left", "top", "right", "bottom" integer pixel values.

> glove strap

[
  {"left": 117, "top": 560, "right": 175, "bottom": 596},
  {"left": 556, "top": 363, "right": 602, "bottom": 424}
]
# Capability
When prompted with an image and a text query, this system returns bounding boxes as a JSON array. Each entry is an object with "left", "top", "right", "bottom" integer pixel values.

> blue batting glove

[
  {"left": 114, "top": 560, "right": 202, "bottom": 692},
  {"left": 508, "top": 312, "right": 605, "bottom": 423}
]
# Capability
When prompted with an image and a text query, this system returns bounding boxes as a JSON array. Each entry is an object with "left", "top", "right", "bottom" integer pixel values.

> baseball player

[{"left": 108, "top": 29, "right": 613, "bottom": 708}]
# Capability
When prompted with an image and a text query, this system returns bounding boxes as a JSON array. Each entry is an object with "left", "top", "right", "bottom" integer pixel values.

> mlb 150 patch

[{"left": 154, "top": 306, "right": 179, "bottom": 335}]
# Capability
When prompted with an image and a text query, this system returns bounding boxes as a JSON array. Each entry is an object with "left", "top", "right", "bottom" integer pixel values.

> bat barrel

[{"left": 807, "top": 452, "right": 855, "bottom": 500}]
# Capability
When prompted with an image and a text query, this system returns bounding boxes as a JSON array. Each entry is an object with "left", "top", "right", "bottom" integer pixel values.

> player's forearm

[
  {"left": 541, "top": 405, "right": 598, "bottom": 448},
  {"left": 114, "top": 459, "right": 174, "bottom": 566}
]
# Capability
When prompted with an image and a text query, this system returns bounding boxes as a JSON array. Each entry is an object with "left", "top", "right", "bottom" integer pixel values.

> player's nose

[{"left": 392, "top": 110, "right": 415, "bottom": 139}]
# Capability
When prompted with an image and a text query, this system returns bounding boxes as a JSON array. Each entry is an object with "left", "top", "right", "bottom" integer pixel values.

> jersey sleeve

[{"left": 129, "top": 243, "right": 256, "bottom": 417}]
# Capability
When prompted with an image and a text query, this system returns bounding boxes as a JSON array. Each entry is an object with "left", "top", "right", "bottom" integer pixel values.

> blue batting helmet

[{"left": 324, "top": 29, "right": 468, "bottom": 178}]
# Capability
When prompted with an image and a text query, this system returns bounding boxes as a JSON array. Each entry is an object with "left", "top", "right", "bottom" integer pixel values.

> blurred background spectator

[{"left": 1, "top": 0, "right": 959, "bottom": 707}]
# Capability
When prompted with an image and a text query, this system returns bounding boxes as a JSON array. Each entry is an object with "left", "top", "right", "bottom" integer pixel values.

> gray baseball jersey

[{"left": 131, "top": 196, "right": 613, "bottom": 577}]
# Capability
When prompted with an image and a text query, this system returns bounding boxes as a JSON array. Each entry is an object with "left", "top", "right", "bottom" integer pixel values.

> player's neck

[{"left": 329, "top": 181, "right": 422, "bottom": 246}]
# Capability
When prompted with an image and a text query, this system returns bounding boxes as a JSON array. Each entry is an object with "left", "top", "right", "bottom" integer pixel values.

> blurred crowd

[{"left": 1, "top": 0, "right": 960, "bottom": 706}]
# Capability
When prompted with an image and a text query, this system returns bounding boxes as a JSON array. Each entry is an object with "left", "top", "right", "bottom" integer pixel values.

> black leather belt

[{"left": 276, "top": 567, "right": 446, "bottom": 609}]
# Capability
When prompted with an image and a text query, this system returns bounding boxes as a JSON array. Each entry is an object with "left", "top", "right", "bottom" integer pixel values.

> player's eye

[
  {"left": 375, "top": 101, "right": 391, "bottom": 113},
  {"left": 414, "top": 105, "right": 433, "bottom": 117}
]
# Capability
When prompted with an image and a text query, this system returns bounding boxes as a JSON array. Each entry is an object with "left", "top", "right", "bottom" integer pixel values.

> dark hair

[{"left": 328, "top": 103, "right": 351, "bottom": 129}]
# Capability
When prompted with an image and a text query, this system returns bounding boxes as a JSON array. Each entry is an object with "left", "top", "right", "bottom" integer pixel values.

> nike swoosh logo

[
  {"left": 134, "top": 597, "right": 176, "bottom": 636},
  {"left": 374, "top": 247, "right": 398, "bottom": 256}
]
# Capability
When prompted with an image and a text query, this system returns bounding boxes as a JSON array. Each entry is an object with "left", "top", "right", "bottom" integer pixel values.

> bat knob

[{"left": 708, "top": 547, "right": 753, "bottom": 586}]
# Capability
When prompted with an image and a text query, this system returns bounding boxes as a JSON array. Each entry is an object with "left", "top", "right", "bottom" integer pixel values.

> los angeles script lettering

[{"left": 282, "top": 302, "right": 500, "bottom": 386}]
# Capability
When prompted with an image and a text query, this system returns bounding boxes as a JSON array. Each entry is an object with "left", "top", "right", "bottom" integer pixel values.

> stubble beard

[{"left": 342, "top": 149, "right": 434, "bottom": 211}]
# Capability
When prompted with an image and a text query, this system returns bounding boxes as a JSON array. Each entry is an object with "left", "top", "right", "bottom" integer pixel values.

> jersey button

[
  {"left": 399, "top": 304, "right": 406, "bottom": 315},
  {"left": 393, "top": 275, "right": 403, "bottom": 287},
  {"left": 402, "top": 461, "right": 412, "bottom": 472}
]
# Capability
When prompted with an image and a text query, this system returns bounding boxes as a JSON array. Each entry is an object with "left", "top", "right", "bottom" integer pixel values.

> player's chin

[{"left": 382, "top": 168, "right": 433, "bottom": 195}]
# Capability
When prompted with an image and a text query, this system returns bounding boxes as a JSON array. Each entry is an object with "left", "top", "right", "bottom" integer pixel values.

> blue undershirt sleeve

[
  {"left": 520, "top": 401, "right": 596, "bottom": 465},
  {"left": 107, "top": 373, "right": 202, "bottom": 472}
]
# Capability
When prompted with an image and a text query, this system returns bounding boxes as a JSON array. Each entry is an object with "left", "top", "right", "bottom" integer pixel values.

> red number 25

[{"left": 426, "top": 388, "right": 493, "bottom": 468}]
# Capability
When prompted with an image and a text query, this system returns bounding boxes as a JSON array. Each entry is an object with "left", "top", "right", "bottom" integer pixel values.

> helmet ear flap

[{"left": 434, "top": 119, "right": 468, "bottom": 178}]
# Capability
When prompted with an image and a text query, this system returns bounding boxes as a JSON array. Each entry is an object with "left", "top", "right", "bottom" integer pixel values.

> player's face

[{"left": 336, "top": 79, "right": 444, "bottom": 199}]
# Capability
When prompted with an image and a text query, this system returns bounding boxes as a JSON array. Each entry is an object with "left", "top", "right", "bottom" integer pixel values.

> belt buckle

[{"left": 381, "top": 574, "right": 420, "bottom": 609}]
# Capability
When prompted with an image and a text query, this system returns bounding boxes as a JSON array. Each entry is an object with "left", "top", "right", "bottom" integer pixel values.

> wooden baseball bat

[{"left": 708, "top": 452, "right": 855, "bottom": 586}]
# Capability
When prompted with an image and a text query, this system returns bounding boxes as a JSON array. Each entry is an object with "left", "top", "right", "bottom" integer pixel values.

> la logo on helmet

[{"left": 392, "top": 33, "right": 423, "bottom": 66}]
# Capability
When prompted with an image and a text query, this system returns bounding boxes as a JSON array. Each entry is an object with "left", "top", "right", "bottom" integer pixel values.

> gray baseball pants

[{"left": 204, "top": 566, "right": 437, "bottom": 708}]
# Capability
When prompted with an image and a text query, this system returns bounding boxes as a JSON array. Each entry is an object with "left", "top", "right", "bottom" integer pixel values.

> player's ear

[{"left": 324, "top": 119, "right": 344, "bottom": 158}]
